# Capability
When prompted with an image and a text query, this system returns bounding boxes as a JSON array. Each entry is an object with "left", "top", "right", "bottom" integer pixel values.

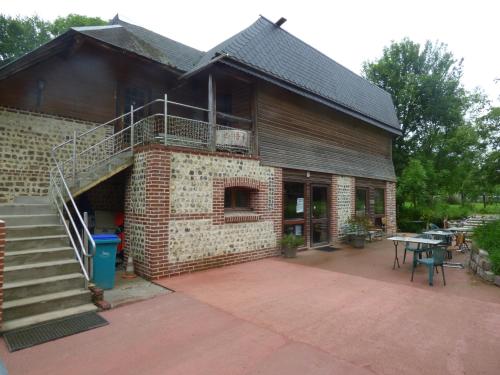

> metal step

[
  {"left": 1, "top": 304, "right": 98, "bottom": 333},
  {"left": 5, "top": 247, "right": 74, "bottom": 266},
  {"left": 3, "top": 273, "right": 86, "bottom": 301},
  {"left": 0, "top": 203, "right": 54, "bottom": 216},
  {"left": 4, "top": 259, "right": 81, "bottom": 282},
  {"left": 6, "top": 224, "right": 66, "bottom": 238},
  {"left": 2, "top": 289, "right": 92, "bottom": 321},
  {"left": 6, "top": 234, "right": 69, "bottom": 252},
  {"left": 0, "top": 214, "right": 60, "bottom": 226}
]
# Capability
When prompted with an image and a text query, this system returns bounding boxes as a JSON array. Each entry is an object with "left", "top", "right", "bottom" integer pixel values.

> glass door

[
  {"left": 311, "top": 185, "right": 329, "bottom": 245},
  {"left": 283, "top": 182, "right": 305, "bottom": 240}
]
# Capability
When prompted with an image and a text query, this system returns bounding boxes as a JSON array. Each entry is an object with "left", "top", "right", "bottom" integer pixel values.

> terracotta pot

[{"left": 352, "top": 235, "right": 365, "bottom": 248}]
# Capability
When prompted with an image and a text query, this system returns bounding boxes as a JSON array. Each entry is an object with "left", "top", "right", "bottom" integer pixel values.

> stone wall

[
  {"left": 385, "top": 181, "right": 397, "bottom": 234},
  {"left": 467, "top": 247, "right": 500, "bottom": 286},
  {"left": 124, "top": 146, "right": 282, "bottom": 279},
  {"left": 0, "top": 107, "right": 111, "bottom": 203},
  {"left": 336, "top": 176, "right": 355, "bottom": 236}
]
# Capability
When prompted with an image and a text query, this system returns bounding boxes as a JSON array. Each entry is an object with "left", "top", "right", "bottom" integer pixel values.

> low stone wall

[
  {"left": 467, "top": 247, "right": 500, "bottom": 286},
  {"left": 0, "top": 107, "right": 110, "bottom": 203}
]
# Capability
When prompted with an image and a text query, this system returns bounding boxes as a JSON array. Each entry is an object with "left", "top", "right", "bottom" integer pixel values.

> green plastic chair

[
  {"left": 403, "top": 234, "right": 429, "bottom": 264},
  {"left": 411, "top": 246, "right": 446, "bottom": 286}
]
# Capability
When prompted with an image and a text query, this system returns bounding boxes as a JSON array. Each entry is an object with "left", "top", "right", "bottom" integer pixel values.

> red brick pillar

[
  {"left": 144, "top": 147, "right": 171, "bottom": 280},
  {"left": 0, "top": 220, "right": 5, "bottom": 328}
]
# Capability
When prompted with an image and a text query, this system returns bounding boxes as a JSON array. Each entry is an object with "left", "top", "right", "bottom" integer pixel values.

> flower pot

[
  {"left": 352, "top": 235, "right": 365, "bottom": 249},
  {"left": 283, "top": 246, "right": 298, "bottom": 258}
]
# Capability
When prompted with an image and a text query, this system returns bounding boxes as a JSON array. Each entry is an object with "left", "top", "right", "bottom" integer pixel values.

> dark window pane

[
  {"left": 312, "top": 222, "right": 328, "bottom": 243},
  {"left": 235, "top": 190, "right": 249, "bottom": 208},
  {"left": 355, "top": 188, "right": 367, "bottom": 216},
  {"left": 224, "top": 189, "right": 232, "bottom": 208},
  {"left": 284, "top": 182, "right": 305, "bottom": 219},
  {"left": 374, "top": 188, "right": 385, "bottom": 215},
  {"left": 312, "top": 186, "right": 328, "bottom": 219}
]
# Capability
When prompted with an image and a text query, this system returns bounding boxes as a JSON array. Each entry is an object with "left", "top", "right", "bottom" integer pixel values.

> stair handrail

[{"left": 49, "top": 156, "right": 95, "bottom": 284}]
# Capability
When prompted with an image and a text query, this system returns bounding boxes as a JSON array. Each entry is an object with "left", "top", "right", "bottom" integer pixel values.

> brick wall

[
  {"left": 0, "top": 220, "right": 5, "bottom": 328},
  {"left": 0, "top": 107, "right": 111, "bottom": 203},
  {"left": 385, "top": 181, "right": 397, "bottom": 234},
  {"left": 125, "top": 145, "right": 282, "bottom": 279}
]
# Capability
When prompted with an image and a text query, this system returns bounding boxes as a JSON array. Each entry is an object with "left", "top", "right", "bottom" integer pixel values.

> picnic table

[
  {"left": 387, "top": 236, "right": 442, "bottom": 270},
  {"left": 447, "top": 226, "right": 474, "bottom": 233},
  {"left": 423, "top": 230, "right": 464, "bottom": 269}
]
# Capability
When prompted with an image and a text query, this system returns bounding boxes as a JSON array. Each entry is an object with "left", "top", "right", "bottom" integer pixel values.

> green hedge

[{"left": 474, "top": 221, "right": 500, "bottom": 275}]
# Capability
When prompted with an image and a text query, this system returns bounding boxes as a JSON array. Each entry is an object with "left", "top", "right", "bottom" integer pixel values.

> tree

[
  {"left": 398, "top": 159, "right": 428, "bottom": 208},
  {"left": 0, "top": 14, "right": 107, "bottom": 65},
  {"left": 362, "top": 39, "right": 471, "bottom": 176}
]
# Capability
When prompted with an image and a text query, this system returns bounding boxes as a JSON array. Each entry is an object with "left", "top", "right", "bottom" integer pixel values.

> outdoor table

[
  {"left": 387, "top": 236, "right": 442, "bottom": 270},
  {"left": 447, "top": 227, "right": 474, "bottom": 233}
]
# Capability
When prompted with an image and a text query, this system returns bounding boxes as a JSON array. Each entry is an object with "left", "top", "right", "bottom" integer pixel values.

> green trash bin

[{"left": 91, "top": 234, "right": 121, "bottom": 290}]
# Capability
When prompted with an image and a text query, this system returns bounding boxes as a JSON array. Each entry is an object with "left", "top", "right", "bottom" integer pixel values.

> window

[
  {"left": 224, "top": 188, "right": 251, "bottom": 210},
  {"left": 283, "top": 182, "right": 305, "bottom": 238},
  {"left": 374, "top": 188, "right": 385, "bottom": 215},
  {"left": 355, "top": 188, "right": 368, "bottom": 216}
]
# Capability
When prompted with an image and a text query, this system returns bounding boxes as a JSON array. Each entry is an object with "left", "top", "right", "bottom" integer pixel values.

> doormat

[
  {"left": 3, "top": 312, "right": 108, "bottom": 352},
  {"left": 316, "top": 246, "right": 339, "bottom": 252}
]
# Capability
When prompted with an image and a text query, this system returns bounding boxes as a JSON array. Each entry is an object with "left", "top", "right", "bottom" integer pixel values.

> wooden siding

[
  {"left": 256, "top": 82, "right": 396, "bottom": 181},
  {"left": 0, "top": 41, "right": 176, "bottom": 123}
]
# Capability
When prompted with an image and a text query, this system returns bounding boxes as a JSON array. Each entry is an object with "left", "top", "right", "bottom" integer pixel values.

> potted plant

[
  {"left": 280, "top": 234, "right": 305, "bottom": 258},
  {"left": 347, "top": 215, "right": 370, "bottom": 248}
]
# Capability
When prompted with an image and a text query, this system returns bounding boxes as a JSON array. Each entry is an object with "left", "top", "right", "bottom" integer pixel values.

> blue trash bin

[{"left": 91, "top": 234, "right": 121, "bottom": 290}]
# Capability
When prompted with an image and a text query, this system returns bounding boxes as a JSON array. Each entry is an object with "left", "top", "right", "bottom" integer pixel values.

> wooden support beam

[{"left": 208, "top": 73, "right": 217, "bottom": 151}]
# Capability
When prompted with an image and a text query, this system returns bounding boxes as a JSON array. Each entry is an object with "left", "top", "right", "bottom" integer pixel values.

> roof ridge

[{"left": 257, "top": 16, "right": 393, "bottom": 98}]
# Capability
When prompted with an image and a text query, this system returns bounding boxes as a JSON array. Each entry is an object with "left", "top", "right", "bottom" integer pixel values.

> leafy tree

[
  {"left": 397, "top": 159, "right": 428, "bottom": 208},
  {"left": 0, "top": 14, "right": 106, "bottom": 65},
  {"left": 362, "top": 39, "right": 471, "bottom": 175},
  {"left": 49, "top": 14, "right": 107, "bottom": 36},
  {"left": 0, "top": 15, "right": 51, "bottom": 64}
]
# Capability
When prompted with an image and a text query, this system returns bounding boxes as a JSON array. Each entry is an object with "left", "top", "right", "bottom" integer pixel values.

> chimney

[{"left": 275, "top": 17, "right": 287, "bottom": 27}]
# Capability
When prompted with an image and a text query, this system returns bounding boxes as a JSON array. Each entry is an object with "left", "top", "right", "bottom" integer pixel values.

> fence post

[
  {"left": 130, "top": 105, "right": 134, "bottom": 153},
  {"left": 72, "top": 130, "right": 77, "bottom": 184},
  {"left": 164, "top": 93, "right": 168, "bottom": 146},
  {"left": 208, "top": 74, "right": 216, "bottom": 151}
]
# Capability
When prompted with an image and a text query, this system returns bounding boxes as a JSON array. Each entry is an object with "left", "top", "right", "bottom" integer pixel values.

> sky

[{"left": 3, "top": 0, "right": 499, "bottom": 104}]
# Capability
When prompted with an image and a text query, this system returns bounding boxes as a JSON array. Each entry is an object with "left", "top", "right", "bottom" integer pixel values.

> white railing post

[
  {"left": 83, "top": 211, "right": 90, "bottom": 288},
  {"left": 130, "top": 105, "right": 134, "bottom": 153},
  {"left": 164, "top": 93, "right": 168, "bottom": 146},
  {"left": 72, "top": 130, "right": 77, "bottom": 184}
]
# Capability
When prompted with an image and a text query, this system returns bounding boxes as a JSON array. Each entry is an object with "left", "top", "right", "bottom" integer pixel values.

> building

[{"left": 0, "top": 16, "right": 400, "bottom": 327}]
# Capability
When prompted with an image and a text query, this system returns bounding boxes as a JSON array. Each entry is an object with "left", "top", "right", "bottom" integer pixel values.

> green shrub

[
  {"left": 280, "top": 234, "right": 304, "bottom": 249},
  {"left": 474, "top": 220, "right": 500, "bottom": 275}
]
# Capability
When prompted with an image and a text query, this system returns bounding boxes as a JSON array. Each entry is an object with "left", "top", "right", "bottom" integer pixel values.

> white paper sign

[
  {"left": 294, "top": 225, "right": 302, "bottom": 236},
  {"left": 296, "top": 198, "right": 304, "bottom": 213}
]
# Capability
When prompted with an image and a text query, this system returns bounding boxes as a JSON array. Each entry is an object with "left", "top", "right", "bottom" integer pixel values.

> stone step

[
  {"left": 6, "top": 224, "right": 66, "bottom": 238},
  {"left": 0, "top": 213, "right": 60, "bottom": 226},
  {"left": 0, "top": 303, "right": 98, "bottom": 333},
  {"left": 0, "top": 203, "right": 54, "bottom": 216},
  {"left": 4, "top": 259, "right": 81, "bottom": 282},
  {"left": 5, "top": 247, "right": 74, "bottom": 266},
  {"left": 13, "top": 196, "right": 50, "bottom": 204},
  {"left": 6, "top": 234, "right": 69, "bottom": 252},
  {"left": 3, "top": 273, "right": 86, "bottom": 301},
  {"left": 2, "top": 289, "right": 92, "bottom": 321}
]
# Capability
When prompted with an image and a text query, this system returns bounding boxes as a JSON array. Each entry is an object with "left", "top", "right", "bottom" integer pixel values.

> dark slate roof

[
  {"left": 190, "top": 17, "right": 400, "bottom": 132},
  {"left": 74, "top": 17, "right": 204, "bottom": 72}
]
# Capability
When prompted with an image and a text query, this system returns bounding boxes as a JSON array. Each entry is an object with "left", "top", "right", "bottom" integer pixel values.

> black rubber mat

[
  {"left": 316, "top": 246, "right": 340, "bottom": 252},
  {"left": 3, "top": 312, "right": 108, "bottom": 352}
]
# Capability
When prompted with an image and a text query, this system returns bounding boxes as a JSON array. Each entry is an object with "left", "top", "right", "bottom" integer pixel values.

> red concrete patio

[{"left": 1, "top": 240, "right": 500, "bottom": 374}]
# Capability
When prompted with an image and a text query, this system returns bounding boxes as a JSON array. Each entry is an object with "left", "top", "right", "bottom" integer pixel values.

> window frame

[
  {"left": 355, "top": 187, "right": 369, "bottom": 217},
  {"left": 224, "top": 187, "right": 252, "bottom": 211},
  {"left": 374, "top": 188, "right": 385, "bottom": 216}
]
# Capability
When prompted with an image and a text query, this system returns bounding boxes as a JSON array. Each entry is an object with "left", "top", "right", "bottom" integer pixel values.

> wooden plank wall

[
  {"left": 256, "top": 82, "right": 396, "bottom": 181},
  {"left": 0, "top": 41, "right": 175, "bottom": 123}
]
